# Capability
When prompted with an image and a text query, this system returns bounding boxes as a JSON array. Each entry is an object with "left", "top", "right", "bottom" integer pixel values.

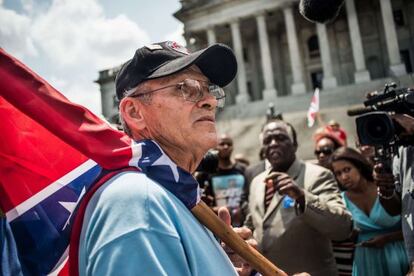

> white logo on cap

[
  {"left": 145, "top": 44, "right": 163, "bottom": 51},
  {"left": 166, "top": 41, "right": 190, "bottom": 55}
]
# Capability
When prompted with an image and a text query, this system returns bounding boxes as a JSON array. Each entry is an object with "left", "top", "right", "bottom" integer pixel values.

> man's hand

[
  {"left": 265, "top": 172, "right": 304, "bottom": 200},
  {"left": 393, "top": 114, "right": 414, "bottom": 136},
  {"left": 218, "top": 207, "right": 257, "bottom": 276},
  {"left": 373, "top": 163, "right": 395, "bottom": 197},
  {"left": 265, "top": 172, "right": 305, "bottom": 208}
]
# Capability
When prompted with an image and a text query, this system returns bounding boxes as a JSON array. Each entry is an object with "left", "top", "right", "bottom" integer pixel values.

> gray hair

[
  {"left": 118, "top": 81, "right": 151, "bottom": 138},
  {"left": 119, "top": 66, "right": 200, "bottom": 137}
]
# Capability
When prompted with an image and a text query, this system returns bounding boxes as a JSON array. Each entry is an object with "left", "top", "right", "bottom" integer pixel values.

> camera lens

[
  {"left": 366, "top": 118, "right": 389, "bottom": 138},
  {"left": 356, "top": 112, "right": 395, "bottom": 146}
]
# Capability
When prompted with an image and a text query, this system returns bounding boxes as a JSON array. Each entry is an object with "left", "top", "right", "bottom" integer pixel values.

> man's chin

[
  {"left": 196, "top": 123, "right": 217, "bottom": 134},
  {"left": 202, "top": 132, "right": 218, "bottom": 149}
]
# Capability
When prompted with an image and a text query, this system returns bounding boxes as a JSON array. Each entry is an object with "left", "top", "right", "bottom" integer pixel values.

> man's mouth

[
  {"left": 268, "top": 149, "right": 281, "bottom": 158},
  {"left": 196, "top": 115, "right": 215, "bottom": 123}
]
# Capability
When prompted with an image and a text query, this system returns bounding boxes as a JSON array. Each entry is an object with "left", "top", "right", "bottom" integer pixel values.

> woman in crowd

[
  {"left": 330, "top": 147, "right": 409, "bottom": 276},
  {"left": 313, "top": 128, "right": 344, "bottom": 168},
  {"left": 313, "top": 132, "right": 350, "bottom": 275}
]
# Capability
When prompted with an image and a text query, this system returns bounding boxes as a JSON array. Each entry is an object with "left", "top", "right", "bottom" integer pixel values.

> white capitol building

[{"left": 96, "top": 0, "right": 414, "bottom": 161}]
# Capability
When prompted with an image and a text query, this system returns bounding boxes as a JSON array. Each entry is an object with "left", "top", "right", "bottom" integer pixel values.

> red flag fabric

[
  {"left": 0, "top": 48, "right": 133, "bottom": 171},
  {"left": 0, "top": 48, "right": 133, "bottom": 275},
  {"left": 0, "top": 48, "right": 201, "bottom": 275}
]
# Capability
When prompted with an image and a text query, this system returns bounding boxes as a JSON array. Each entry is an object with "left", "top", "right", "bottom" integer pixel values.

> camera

[{"left": 348, "top": 83, "right": 414, "bottom": 160}]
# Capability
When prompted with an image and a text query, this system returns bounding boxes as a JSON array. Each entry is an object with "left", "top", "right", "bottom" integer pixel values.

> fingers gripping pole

[{"left": 191, "top": 201, "right": 287, "bottom": 276}]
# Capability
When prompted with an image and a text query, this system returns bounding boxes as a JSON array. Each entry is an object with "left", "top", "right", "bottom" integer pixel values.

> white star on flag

[
  {"left": 59, "top": 186, "right": 86, "bottom": 230},
  {"left": 152, "top": 153, "right": 179, "bottom": 182},
  {"left": 307, "top": 88, "right": 320, "bottom": 128}
]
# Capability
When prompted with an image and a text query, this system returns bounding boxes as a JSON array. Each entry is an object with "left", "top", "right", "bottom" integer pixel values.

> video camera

[{"left": 347, "top": 83, "right": 414, "bottom": 161}]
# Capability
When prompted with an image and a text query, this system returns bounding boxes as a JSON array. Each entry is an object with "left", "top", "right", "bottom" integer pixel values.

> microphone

[
  {"left": 299, "top": 0, "right": 345, "bottom": 23},
  {"left": 347, "top": 106, "right": 374, "bottom": 116}
]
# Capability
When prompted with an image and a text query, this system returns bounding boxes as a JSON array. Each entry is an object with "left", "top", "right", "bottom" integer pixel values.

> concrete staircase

[{"left": 216, "top": 75, "right": 414, "bottom": 163}]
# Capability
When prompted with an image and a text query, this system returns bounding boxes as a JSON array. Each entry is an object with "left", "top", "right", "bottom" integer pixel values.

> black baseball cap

[{"left": 115, "top": 41, "right": 237, "bottom": 100}]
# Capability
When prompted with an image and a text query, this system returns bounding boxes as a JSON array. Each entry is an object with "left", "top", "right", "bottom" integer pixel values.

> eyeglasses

[
  {"left": 128, "top": 79, "right": 226, "bottom": 108},
  {"left": 314, "top": 147, "right": 334, "bottom": 156}
]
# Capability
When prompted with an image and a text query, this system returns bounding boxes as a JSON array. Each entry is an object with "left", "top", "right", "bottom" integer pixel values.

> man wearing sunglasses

[{"left": 77, "top": 41, "right": 252, "bottom": 275}]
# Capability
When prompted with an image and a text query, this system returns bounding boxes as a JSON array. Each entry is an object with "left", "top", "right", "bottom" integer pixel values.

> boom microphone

[
  {"left": 299, "top": 0, "right": 345, "bottom": 23},
  {"left": 347, "top": 106, "right": 374, "bottom": 116}
]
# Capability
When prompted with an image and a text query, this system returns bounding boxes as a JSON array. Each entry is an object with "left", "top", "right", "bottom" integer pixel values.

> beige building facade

[
  {"left": 175, "top": 0, "right": 412, "bottom": 103},
  {"left": 96, "top": 0, "right": 414, "bottom": 161}
]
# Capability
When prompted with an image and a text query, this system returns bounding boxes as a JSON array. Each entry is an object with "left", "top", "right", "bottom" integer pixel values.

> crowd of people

[
  {"left": 199, "top": 115, "right": 414, "bottom": 276},
  {"left": 2, "top": 39, "right": 414, "bottom": 276}
]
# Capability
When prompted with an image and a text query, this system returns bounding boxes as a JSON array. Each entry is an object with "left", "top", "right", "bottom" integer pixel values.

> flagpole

[
  {"left": 192, "top": 201, "right": 287, "bottom": 276},
  {"left": 0, "top": 48, "right": 287, "bottom": 276}
]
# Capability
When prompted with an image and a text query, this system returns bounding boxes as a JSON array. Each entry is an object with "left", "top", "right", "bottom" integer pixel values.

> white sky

[{"left": 0, "top": 0, "right": 184, "bottom": 114}]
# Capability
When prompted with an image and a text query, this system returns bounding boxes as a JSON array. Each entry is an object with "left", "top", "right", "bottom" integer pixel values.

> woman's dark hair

[{"left": 329, "top": 147, "right": 374, "bottom": 182}]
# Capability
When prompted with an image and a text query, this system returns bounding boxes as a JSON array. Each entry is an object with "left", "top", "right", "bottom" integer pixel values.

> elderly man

[
  {"left": 245, "top": 120, "right": 352, "bottom": 276},
  {"left": 78, "top": 41, "right": 242, "bottom": 275}
]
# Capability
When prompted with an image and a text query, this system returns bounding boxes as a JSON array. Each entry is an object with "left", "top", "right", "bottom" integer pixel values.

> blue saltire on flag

[{"left": 0, "top": 48, "right": 200, "bottom": 275}]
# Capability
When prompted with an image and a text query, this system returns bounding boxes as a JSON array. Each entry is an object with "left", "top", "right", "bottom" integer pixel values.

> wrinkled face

[
  {"left": 217, "top": 135, "right": 233, "bottom": 159},
  {"left": 137, "top": 66, "right": 219, "bottom": 154},
  {"left": 332, "top": 160, "right": 361, "bottom": 190},
  {"left": 262, "top": 122, "right": 296, "bottom": 172},
  {"left": 314, "top": 138, "right": 336, "bottom": 167}
]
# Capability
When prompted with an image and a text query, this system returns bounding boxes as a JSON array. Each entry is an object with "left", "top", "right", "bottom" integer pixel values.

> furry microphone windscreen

[{"left": 299, "top": 0, "right": 345, "bottom": 23}]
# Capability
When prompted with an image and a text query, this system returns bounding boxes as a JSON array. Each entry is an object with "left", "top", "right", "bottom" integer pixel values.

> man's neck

[
  {"left": 218, "top": 158, "right": 233, "bottom": 170},
  {"left": 141, "top": 138, "right": 204, "bottom": 173},
  {"left": 270, "top": 158, "right": 295, "bottom": 173},
  {"left": 132, "top": 134, "right": 212, "bottom": 173}
]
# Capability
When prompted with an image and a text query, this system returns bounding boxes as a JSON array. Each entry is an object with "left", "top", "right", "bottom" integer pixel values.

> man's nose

[
  {"left": 197, "top": 90, "right": 217, "bottom": 110},
  {"left": 269, "top": 138, "right": 279, "bottom": 146}
]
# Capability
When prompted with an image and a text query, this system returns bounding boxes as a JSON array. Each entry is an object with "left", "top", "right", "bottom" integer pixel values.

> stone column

[
  {"left": 255, "top": 12, "right": 277, "bottom": 100},
  {"left": 316, "top": 23, "right": 337, "bottom": 89},
  {"left": 283, "top": 6, "right": 306, "bottom": 94},
  {"left": 379, "top": 0, "right": 406, "bottom": 76},
  {"left": 230, "top": 20, "right": 249, "bottom": 103},
  {"left": 206, "top": 26, "right": 216, "bottom": 45},
  {"left": 345, "top": 0, "right": 370, "bottom": 83},
  {"left": 184, "top": 33, "right": 193, "bottom": 51}
]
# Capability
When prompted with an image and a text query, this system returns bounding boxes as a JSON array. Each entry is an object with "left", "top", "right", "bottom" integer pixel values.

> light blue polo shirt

[{"left": 79, "top": 171, "right": 237, "bottom": 276}]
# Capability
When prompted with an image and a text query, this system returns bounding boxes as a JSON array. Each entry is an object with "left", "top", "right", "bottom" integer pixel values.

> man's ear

[
  {"left": 119, "top": 98, "right": 147, "bottom": 133},
  {"left": 293, "top": 143, "right": 298, "bottom": 153}
]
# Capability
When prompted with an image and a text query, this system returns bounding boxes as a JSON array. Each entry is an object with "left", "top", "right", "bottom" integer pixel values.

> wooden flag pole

[{"left": 191, "top": 201, "right": 287, "bottom": 276}]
